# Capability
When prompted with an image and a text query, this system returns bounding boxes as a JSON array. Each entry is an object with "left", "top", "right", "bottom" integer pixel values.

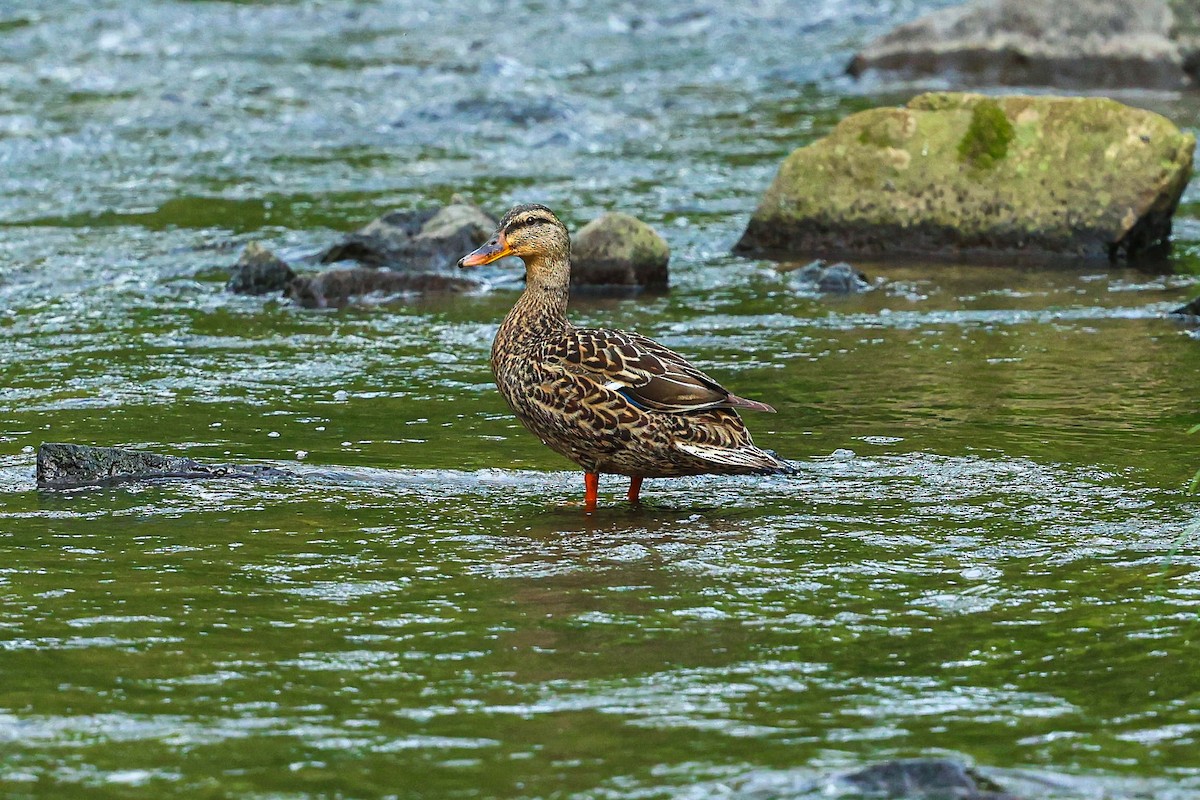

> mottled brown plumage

[{"left": 459, "top": 203, "right": 785, "bottom": 507}]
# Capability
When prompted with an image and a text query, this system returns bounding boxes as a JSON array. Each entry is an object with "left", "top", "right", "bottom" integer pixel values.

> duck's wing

[{"left": 547, "top": 327, "right": 775, "bottom": 414}]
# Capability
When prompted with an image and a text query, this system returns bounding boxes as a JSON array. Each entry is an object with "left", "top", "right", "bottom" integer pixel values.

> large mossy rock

[
  {"left": 735, "top": 93, "right": 1194, "bottom": 262},
  {"left": 849, "top": 0, "right": 1188, "bottom": 91}
]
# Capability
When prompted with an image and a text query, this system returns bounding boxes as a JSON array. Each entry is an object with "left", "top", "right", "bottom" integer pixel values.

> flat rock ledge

[
  {"left": 735, "top": 92, "right": 1195, "bottom": 263},
  {"left": 37, "top": 443, "right": 290, "bottom": 489},
  {"left": 849, "top": 0, "right": 1196, "bottom": 91}
]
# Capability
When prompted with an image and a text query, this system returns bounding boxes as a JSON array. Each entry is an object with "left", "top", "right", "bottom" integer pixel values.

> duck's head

[{"left": 458, "top": 203, "right": 570, "bottom": 268}]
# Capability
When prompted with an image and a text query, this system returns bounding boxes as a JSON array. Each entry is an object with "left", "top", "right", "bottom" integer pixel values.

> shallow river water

[{"left": 2, "top": 1, "right": 1200, "bottom": 798}]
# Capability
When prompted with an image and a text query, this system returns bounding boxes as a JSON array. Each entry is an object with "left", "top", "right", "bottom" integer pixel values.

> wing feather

[{"left": 548, "top": 327, "right": 775, "bottom": 414}]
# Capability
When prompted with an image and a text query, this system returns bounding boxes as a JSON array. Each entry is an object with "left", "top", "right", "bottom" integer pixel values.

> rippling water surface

[{"left": 2, "top": 1, "right": 1200, "bottom": 798}]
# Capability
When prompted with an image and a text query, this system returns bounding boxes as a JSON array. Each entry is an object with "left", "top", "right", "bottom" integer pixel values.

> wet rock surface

[
  {"left": 788, "top": 260, "right": 870, "bottom": 293},
  {"left": 225, "top": 242, "right": 296, "bottom": 295},
  {"left": 570, "top": 212, "right": 669, "bottom": 288},
  {"left": 286, "top": 268, "right": 478, "bottom": 309},
  {"left": 833, "top": 759, "right": 1018, "bottom": 800},
  {"left": 319, "top": 195, "right": 497, "bottom": 271},
  {"left": 849, "top": 0, "right": 1188, "bottom": 90},
  {"left": 736, "top": 92, "right": 1195, "bottom": 263},
  {"left": 37, "top": 443, "right": 291, "bottom": 489},
  {"left": 1171, "top": 294, "right": 1200, "bottom": 317}
]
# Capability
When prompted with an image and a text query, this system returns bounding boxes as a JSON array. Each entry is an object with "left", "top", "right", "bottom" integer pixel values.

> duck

[{"left": 458, "top": 203, "right": 787, "bottom": 509}]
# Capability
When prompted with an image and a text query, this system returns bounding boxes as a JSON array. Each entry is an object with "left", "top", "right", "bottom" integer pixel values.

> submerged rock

[
  {"left": 788, "top": 260, "right": 870, "bottom": 293},
  {"left": 833, "top": 759, "right": 1016, "bottom": 799},
  {"left": 849, "top": 0, "right": 1186, "bottom": 91},
  {"left": 571, "top": 212, "right": 669, "bottom": 288},
  {"left": 735, "top": 92, "right": 1195, "bottom": 263},
  {"left": 319, "top": 194, "right": 497, "bottom": 271},
  {"left": 286, "top": 268, "right": 477, "bottom": 309},
  {"left": 1171, "top": 295, "right": 1200, "bottom": 317},
  {"left": 37, "top": 443, "right": 290, "bottom": 489},
  {"left": 226, "top": 242, "right": 296, "bottom": 295}
]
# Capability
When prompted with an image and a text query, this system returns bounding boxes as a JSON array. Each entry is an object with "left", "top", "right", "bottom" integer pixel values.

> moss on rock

[
  {"left": 958, "top": 98, "right": 1014, "bottom": 169},
  {"left": 736, "top": 92, "right": 1195, "bottom": 262}
]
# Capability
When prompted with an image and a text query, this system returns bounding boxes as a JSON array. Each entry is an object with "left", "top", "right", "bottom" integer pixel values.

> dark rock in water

[
  {"left": 226, "top": 242, "right": 296, "bottom": 294},
  {"left": 790, "top": 260, "right": 870, "bottom": 293},
  {"left": 281, "top": 195, "right": 491, "bottom": 307},
  {"left": 571, "top": 212, "right": 669, "bottom": 288},
  {"left": 835, "top": 759, "right": 1016, "bottom": 800},
  {"left": 409, "top": 94, "right": 573, "bottom": 126},
  {"left": 287, "top": 268, "right": 478, "bottom": 309},
  {"left": 736, "top": 92, "right": 1195, "bottom": 263},
  {"left": 848, "top": 0, "right": 1186, "bottom": 91},
  {"left": 37, "top": 443, "right": 290, "bottom": 489},
  {"left": 319, "top": 195, "right": 497, "bottom": 271},
  {"left": 443, "top": 96, "right": 573, "bottom": 125},
  {"left": 1171, "top": 295, "right": 1200, "bottom": 317}
]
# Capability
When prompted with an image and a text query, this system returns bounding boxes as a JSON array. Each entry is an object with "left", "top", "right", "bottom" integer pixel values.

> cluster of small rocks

[{"left": 226, "top": 196, "right": 670, "bottom": 308}]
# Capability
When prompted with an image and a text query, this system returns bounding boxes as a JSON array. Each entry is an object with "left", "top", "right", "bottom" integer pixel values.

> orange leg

[
  {"left": 584, "top": 472, "right": 599, "bottom": 510},
  {"left": 627, "top": 476, "right": 644, "bottom": 505}
]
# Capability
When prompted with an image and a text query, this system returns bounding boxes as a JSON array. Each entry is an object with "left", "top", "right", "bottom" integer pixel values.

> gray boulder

[
  {"left": 849, "top": 0, "right": 1187, "bottom": 91},
  {"left": 37, "top": 443, "right": 289, "bottom": 489},
  {"left": 319, "top": 194, "right": 496, "bottom": 271},
  {"left": 226, "top": 242, "right": 296, "bottom": 295},
  {"left": 736, "top": 92, "right": 1194, "bottom": 262},
  {"left": 571, "top": 212, "right": 669, "bottom": 288}
]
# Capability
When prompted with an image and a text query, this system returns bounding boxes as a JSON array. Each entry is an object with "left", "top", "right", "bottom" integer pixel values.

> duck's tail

[
  {"left": 763, "top": 450, "right": 803, "bottom": 475},
  {"left": 676, "top": 442, "right": 800, "bottom": 476}
]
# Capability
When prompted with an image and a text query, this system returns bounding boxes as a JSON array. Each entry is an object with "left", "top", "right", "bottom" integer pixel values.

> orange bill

[{"left": 458, "top": 232, "right": 512, "bottom": 268}]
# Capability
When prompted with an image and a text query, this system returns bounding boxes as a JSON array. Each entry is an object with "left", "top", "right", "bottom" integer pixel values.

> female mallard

[{"left": 459, "top": 203, "right": 786, "bottom": 508}]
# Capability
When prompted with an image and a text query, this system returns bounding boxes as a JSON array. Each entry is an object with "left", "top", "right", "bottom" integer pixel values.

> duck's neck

[{"left": 495, "top": 254, "right": 571, "bottom": 354}]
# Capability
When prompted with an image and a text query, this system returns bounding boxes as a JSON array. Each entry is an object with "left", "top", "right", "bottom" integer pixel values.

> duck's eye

[{"left": 506, "top": 216, "right": 541, "bottom": 234}]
